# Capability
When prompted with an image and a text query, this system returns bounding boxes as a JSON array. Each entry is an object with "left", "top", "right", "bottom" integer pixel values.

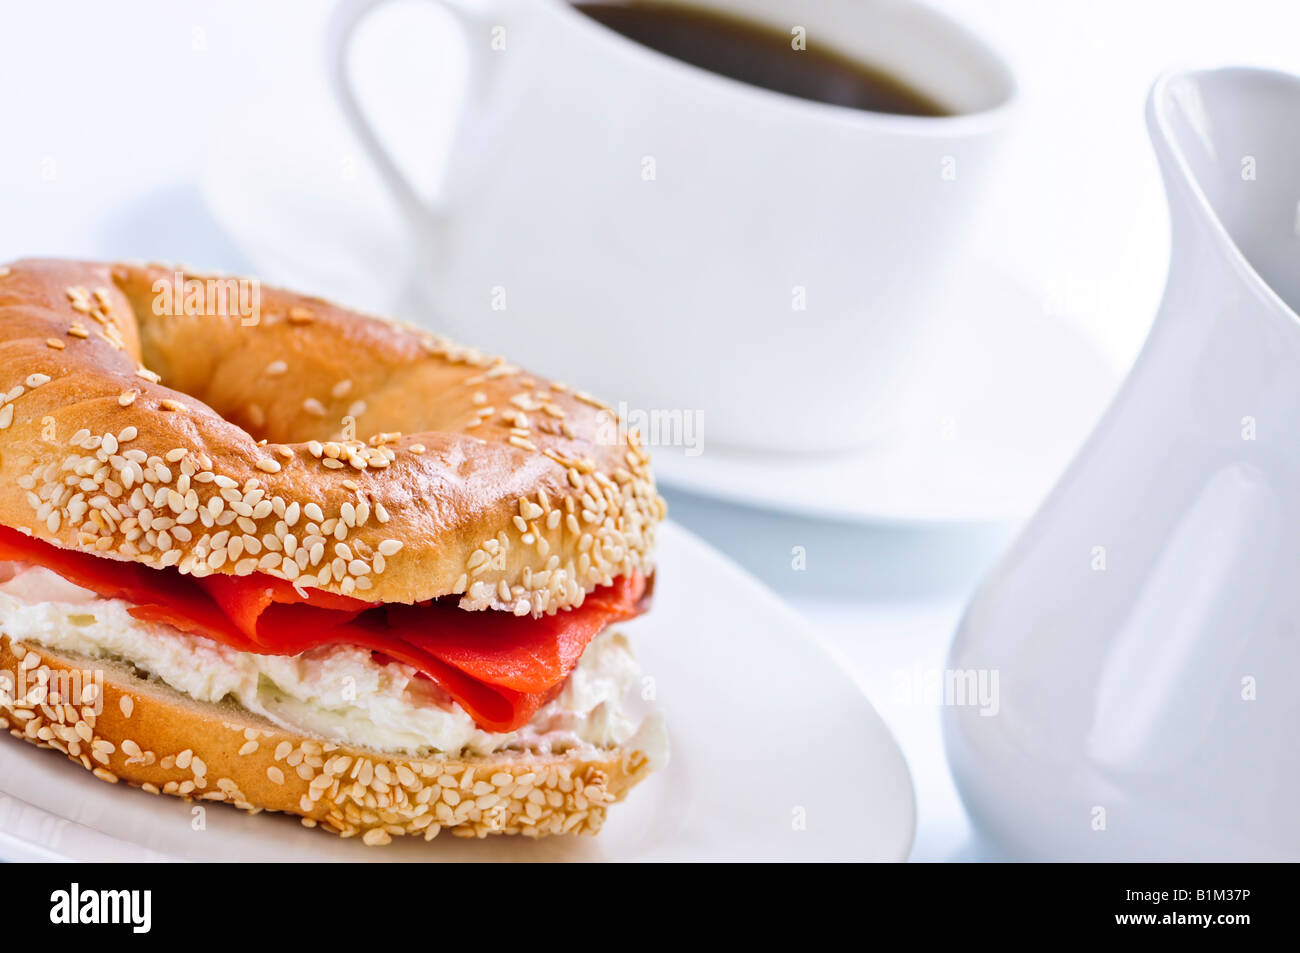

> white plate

[
  {"left": 0, "top": 522, "right": 914, "bottom": 862},
  {"left": 199, "top": 88, "right": 1122, "bottom": 526}
]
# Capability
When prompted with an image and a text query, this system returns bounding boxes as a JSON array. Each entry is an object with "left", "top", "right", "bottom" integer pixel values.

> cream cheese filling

[{"left": 0, "top": 564, "right": 649, "bottom": 758}]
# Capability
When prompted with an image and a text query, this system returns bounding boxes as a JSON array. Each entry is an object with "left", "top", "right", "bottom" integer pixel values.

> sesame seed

[
  {"left": 255, "top": 458, "right": 282, "bottom": 474},
  {"left": 6, "top": 283, "right": 664, "bottom": 640},
  {"left": 45, "top": 338, "right": 65, "bottom": 350}
]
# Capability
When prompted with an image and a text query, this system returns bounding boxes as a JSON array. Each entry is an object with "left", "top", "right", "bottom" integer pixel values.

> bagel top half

[{"left": 0, "top": 259, "right": 664, "bottom": 614}]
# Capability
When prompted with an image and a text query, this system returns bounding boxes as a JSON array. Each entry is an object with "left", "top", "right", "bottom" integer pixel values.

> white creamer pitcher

[{"left": 944, "top": 67, "right": 1300, "bottom": 861}]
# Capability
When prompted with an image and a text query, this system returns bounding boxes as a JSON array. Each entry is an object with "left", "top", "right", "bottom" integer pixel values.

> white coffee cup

[{"left": 330, "top": 0, "right": 1017, "bottom": 452}]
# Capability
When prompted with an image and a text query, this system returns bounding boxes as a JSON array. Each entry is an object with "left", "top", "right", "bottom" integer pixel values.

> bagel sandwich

[{"left": 0, "top": 259, "right": 667, "bottom": 844}]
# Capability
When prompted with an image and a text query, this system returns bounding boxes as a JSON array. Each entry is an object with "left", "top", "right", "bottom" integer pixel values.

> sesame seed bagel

[
  {"left": 0, "top": 635, "right": 661, "bottom": 842},
  {"left": 0, "top": 259, "right": 664, "bottom": 614}
]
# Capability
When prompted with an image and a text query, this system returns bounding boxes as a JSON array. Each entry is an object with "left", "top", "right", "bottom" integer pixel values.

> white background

[{"left": 3, "top": 0, "right": 1299, "bottom": 860}]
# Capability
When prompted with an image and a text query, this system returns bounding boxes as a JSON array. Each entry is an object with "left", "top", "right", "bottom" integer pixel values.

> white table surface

[{"left": 3, "top": 0, "right": 1298, "bottom": 863}]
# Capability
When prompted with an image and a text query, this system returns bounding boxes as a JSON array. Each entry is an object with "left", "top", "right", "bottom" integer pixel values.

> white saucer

[
  {"left": 199, "top": 83, "right": 419, "bottom": 318},
  {"left": 0, "top": 522, "right": 915, "bottom": 862},
  {"left": 656, "top": 266, "right": 1122, "bottom": 524},
  {"left": 200, "top": 88, "right": 1121, "bottom": 526}
]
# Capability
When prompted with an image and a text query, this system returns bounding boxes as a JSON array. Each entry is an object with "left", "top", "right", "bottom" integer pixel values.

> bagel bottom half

[{"left": 0, "top": 634, "right": 662, "bottom": 844}]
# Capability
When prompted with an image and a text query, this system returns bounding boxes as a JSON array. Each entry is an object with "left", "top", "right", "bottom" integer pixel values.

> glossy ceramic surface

[
  {"left": 944, "top": 67, "right": 1300, "bottom": 860},
  {"left": 329, "top": 0, "right": 1017, "bottom": 451}
]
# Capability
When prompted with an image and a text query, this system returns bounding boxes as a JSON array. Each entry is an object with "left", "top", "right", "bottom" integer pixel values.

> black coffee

[{"left": 573, "top": 1, "right": 950, "bottom": 117}]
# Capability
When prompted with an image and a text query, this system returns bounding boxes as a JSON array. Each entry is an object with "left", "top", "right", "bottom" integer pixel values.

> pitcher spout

[{"left": 1147, "top": 67, "right": 1300, "bottom": 323}]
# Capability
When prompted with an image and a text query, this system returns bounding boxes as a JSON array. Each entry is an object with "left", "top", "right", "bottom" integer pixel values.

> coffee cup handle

[{"left": 328, "top": 0, "right": 493, "bottom": 231}]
